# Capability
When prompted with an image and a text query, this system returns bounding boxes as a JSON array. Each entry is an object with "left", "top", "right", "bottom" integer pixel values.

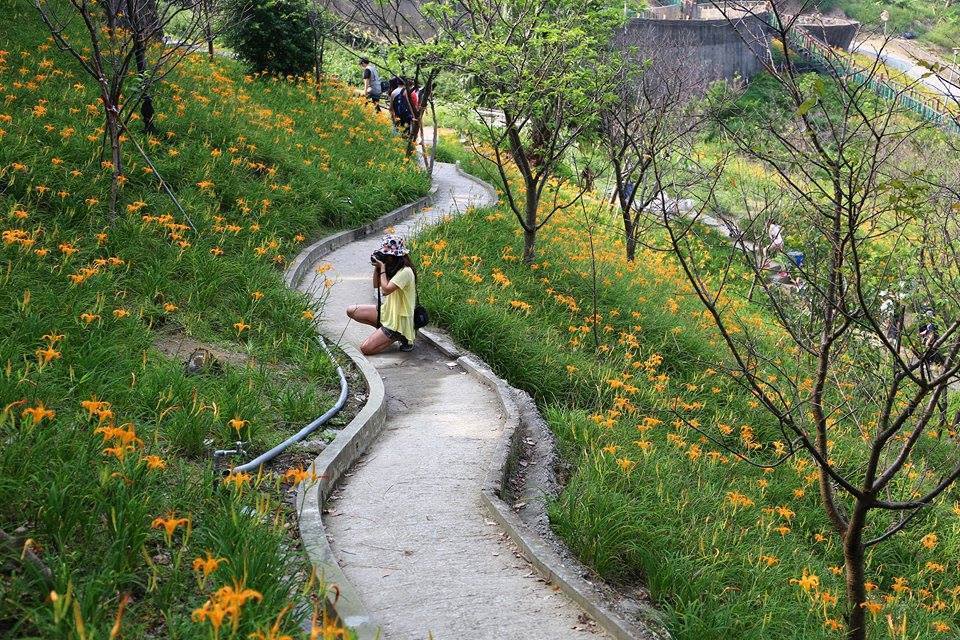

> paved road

[
  {"left": 296, "top": 162, "right": 604, "bottom": 639},
  {"left": 854, "top": 37, "right": 960, "bottom": 100}
]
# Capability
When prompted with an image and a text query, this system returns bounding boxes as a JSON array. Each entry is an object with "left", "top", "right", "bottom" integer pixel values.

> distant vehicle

[{"left": 902, "top": 31, "right": 917, "bottom": 40}]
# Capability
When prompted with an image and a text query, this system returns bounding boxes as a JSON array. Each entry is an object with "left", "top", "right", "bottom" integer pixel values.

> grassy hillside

[
  {"left": 421, "top": 137, "right": 960, "bottom": 640},
  {"left": 825, "top": 0, "right": 960, "bottom": 49},
  {"left": 0, "top": 0, "right": 427, "bottom": 636}
]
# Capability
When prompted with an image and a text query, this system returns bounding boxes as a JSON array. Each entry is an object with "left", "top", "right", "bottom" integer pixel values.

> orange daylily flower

[
  {"left": 21, "top": 402, "right": 55, "bottom": 423},
  {"left": 95, "top": 423, "right": 143, "bottom": 448},
  {"left": 143, "top": 455, "right": 167, "bottom": 470},
  {"left": 283, "top": 467, "right": 319, "bottom": 485},
  {"left": 222, "top": 471, "right": 252, "bottom": 490},
  {"left": 35, "top": 345, "right": 61, "bottom": 365},
  {"left": 151, "top": 513, "right": 190, "bottom": 543},
  {"left": 102, "top": 445, "right": 136, "bottom": 461},
  {"left": 191, "top": 550, "right": 226, "bottom": 579}
]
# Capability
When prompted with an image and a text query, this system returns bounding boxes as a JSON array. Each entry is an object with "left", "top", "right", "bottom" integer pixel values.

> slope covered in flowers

[
  {"left": 0, "top": 0, "right": 427, "bottom": 636},
  {"left": 416, "top": 142, "right": 960, "bottom": 639}
]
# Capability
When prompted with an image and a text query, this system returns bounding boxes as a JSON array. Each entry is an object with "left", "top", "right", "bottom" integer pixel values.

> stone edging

[
  {"left": 285, "top": 189, "right": 437, "bottom": 289},
  {"left": 286, "top": 189, "right": 436, "bottom": 638},
  {"left": 451, "top": 160, "right": 499, "bottom": 205},
  {"left": 293, "top": 340, "right": 385, "bottom": 638},
  {"left": 417, "top": 329, "right": 669, "bottom": 640},
  {"left": 286, "top": 163, "right": 666, "bottom": 640}
]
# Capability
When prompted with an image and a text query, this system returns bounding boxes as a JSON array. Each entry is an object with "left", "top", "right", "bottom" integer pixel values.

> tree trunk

[
  {"left": 125, "top": 0, "right": 154, "bottom": 133},
  {"left": 206, "top": 25, "right": 215, "bottom": 60},
  {"left": 843, "top": 500, "right": 869, "bottom": 640},
  {"left": 529, "top": 117, "right": 550, "bottom": 167},
  {"left": 522, "top": 227, "right": 537, "bottom": 264},
  {"left": 623, "top": 214, "right": 636, "bottom": 261},
  {"left": 318, "top": 34, "right": 325, "bottom": 78},
  {"left": 202, "top": 0, "right": 214, "bottom": 59},
  {"left": 105, "top": 104, "right": 123, "bottom": 221},
  {"left": 522, "top": 189, "right": 539, "bottom": 264}
]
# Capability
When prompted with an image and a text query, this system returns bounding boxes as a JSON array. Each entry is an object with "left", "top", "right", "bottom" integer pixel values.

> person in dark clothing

[{"left": 388, "top": 76, "right": 414, "bottom": 136}]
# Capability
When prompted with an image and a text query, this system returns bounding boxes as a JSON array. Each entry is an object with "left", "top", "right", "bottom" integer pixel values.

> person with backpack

[
  {"left": 359, "top": 58, "right": 382, "bottom": 110},
  {"left": 346, "top": 234, "right": 426, "bottom": 355},
  {"left": 388, "top": 77, "right": 414, "bottom": 136}
]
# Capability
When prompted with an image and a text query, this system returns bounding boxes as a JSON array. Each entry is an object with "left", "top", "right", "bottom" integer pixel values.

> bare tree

[
  {"left": 34, "top": 0, "right": 229, "bottom": 218},
  {"left": 649, "top": 3, "right": 960, "bottom": 639},
  {"left": 601, "top": 31, "right": 706, "bottom": 260},
  {"left": 307, "top": 0, "right": 341, "bottom": 87},
  {"left": 335, "top": 0, "right": 454, "bottom": 169}
]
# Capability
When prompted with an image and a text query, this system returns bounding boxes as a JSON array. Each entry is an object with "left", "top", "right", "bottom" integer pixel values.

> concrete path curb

[
  {"left": 418, "top": 329, "right": 670, "bottom": 640},
  {"left": 293, "top": 340, "right": 385, "bottom": 637},
  {"left": 287, "top": 160, "right": 665, "bottom": 639},
  {"left": 286, "top": 191, "right": 437, "bottom": 637}
]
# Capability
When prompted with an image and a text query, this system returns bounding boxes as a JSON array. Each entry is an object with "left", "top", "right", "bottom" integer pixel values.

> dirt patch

[{"left": 153, "top": 331, "right": 255, "bottom": 370}]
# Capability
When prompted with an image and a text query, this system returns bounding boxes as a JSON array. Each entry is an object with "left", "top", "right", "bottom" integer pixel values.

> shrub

[{"left": 224, "top": 0, "right": 314, "bottom": 76}]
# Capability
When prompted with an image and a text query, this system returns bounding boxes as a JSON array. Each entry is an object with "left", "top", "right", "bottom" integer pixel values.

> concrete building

[{"left": 617, "top": 1, "right": 773, "bottom": 84}]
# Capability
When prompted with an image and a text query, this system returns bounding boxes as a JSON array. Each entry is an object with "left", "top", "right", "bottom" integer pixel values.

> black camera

[{"left": 370, "top": 250, "right": 388, "bottom": 265}]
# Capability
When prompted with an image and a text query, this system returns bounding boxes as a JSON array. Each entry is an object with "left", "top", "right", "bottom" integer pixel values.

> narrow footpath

[{"left": 296, "top": 163, "right": 605, "bottom": 639}]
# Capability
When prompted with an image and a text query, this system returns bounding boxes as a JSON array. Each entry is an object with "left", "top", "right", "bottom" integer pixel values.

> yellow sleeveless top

[{"left": 381, "top": 266, "right": 416, "bottom": 343}]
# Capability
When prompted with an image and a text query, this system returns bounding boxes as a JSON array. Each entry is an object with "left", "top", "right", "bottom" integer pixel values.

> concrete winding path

[{"left": 296, "top": 163, "right": 604, "bottom": 639}]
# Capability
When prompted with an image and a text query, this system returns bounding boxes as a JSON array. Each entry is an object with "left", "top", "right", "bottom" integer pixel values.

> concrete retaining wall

[
  {"left": 795, "top": 17, "right": 860, "bottom": 51},
  {"left": 617, "top": 11, "right": 773, "bottom": 83}
]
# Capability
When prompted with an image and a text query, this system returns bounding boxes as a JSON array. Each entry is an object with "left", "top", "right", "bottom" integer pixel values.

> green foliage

[
  {"left": 223, "top": 0, "right": 315, "bottom": 75},
  {"left": 823, "top": 0, "right": 959, "bottom": 46},
  {"left": 1, "top": 0, "right": 425, "bottom": 635},
  {"left": 415, "top": 144, "right": 960, "bottom": 639}
]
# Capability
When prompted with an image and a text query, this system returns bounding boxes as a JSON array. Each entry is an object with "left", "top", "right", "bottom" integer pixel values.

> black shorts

[{"left": 380, "top": 326, "right": 407, "bottom": 344}]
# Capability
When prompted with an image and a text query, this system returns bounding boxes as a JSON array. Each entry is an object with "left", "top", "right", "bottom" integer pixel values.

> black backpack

[{"left": 414, "top": 304, "right": 429, "bottom": 329}]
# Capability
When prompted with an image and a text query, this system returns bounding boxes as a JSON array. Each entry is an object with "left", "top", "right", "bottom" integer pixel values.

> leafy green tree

[
  {"left": 224, "top": 0, "right": 314, "bottom": 76},
  {"left": 439, "top": 0, "right": 624, "bottom": 264}
]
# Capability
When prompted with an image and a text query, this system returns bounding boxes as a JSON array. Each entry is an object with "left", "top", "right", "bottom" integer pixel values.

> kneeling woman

[{"left": 346, "top": 234, "right": 417, "bottom": 355}]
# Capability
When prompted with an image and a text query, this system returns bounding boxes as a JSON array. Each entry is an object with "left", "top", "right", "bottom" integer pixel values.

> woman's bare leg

[
  {"left": 346, "top": 304, "right": 378, "bottom": 327},
  {"left": 360, "top": 328, "right": 396, "bottom": 356}
]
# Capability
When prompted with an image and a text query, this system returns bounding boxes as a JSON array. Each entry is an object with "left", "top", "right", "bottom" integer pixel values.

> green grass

[
  {"left": 0, "top": 0, "right": 427, "bottom": 636},
  {"left": 414, "top": 138, "right": 960, "bottom": 639},
  {"left": 825, "top": 0, "right": 959, "bottom": 49}
]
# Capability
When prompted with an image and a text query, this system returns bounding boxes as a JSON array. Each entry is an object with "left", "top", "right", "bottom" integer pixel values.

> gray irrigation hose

[{"left": 231, "top": 336, "right": 348, "bottom": 474}]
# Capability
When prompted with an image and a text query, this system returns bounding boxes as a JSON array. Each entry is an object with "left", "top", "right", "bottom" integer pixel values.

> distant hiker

[
  {"left": 920, "top": 310, "right": 945, "bottom": 366},
  {"left": 346, "top": 234, "right": 419, "bottom": 355},
  {"left": 760, "top": 219, "right": 785, "bottom": 269},
  {"left": 359, "top": 58, "right": 382, "bottom": 110},
  {"left": 405, "top": 77, "right": 422, "bottom": 141},
  {"left": 405, "top": 77, "right": 420, "bottom": 115},
  {"left": 388, "top": 77, "right": 414, "bottom": 136}
]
